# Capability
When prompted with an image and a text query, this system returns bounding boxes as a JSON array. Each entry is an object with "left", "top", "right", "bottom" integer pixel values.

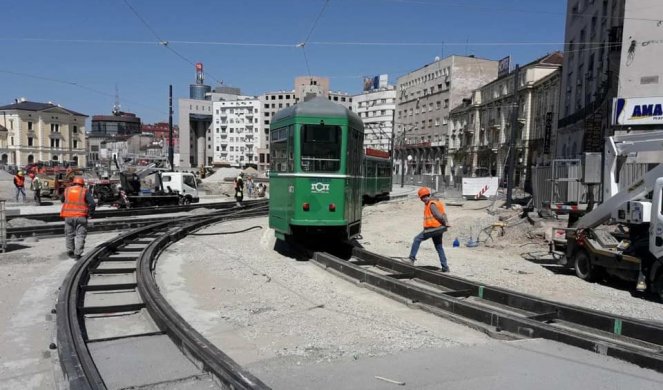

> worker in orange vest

[
  {"left": 60, "top": 176, "right": 96, "bottom": 260},
  {"left": 408, "top": 187, "right": 450, "bottom": 272},
  {"left": 13, "top": 171, "right": 26, "bottom": 202}
]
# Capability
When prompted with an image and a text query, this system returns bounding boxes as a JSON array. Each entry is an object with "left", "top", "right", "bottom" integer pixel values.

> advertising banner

[
  {"left": 498, "top": 56, "right": 511, "bottom": 78},
  {"left": 613, "top": 97, "right": 663, "bottom": 126}
]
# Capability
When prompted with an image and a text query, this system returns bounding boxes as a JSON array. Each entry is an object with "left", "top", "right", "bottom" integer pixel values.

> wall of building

[
  {"left": 212, "top": 99, "right": 261, "bottom": 167},
  {"left": 0, "top": 106, "right": 87, "bottom": 167},
  {"left": 352, "top": 87, "right": 396, "bottom": 152},
  {"left": 618, "top": 0, "right": 663, "bottom": 98}
]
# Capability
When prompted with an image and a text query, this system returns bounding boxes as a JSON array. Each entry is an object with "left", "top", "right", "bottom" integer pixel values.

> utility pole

[
  {"left": 506, "top": 64, "right": 520, "bottom": 208},
  {"left": 168, "top": 85, "right": 174, "bottom": 172}
]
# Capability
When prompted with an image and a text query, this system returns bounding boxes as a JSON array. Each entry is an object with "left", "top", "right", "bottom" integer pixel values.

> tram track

[
  {"left": 7, "top": 200, "right": 265, "bottom": 239},
  {"left": 56, "top": 202, "right": 271, "bottom": 389},
  {"left": 312, "top": 246, "right": 663, "bottom": 373},
  {"left": 7, "top": 199, "right": 263, "bottom": 223}
]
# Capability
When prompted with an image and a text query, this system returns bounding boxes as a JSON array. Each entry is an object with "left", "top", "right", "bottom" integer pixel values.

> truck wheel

[
  {"left": 180, "top": 196, "right": 191, "bottom": 205},
  {"left": 574, "top": 250, "right": 598, "bottom": 282}
]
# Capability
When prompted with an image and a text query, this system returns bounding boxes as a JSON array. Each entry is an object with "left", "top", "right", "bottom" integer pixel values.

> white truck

[
  {"left": 557, "top": 131, "right": 663, "bottom": 300},
  {"left": 118, "top": 169, "right": 199, "bottom": 208}
]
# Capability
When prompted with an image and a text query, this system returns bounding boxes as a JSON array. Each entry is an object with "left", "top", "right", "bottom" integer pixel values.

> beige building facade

[
  {"left": 395, "top": 55, "right": 498, "bottom": 179},
  {"left": 0, "top": 99, "right": 87, "bottom": 167},
  {"left": 448, "top": 53, "right": 562, "bottom": 190}
]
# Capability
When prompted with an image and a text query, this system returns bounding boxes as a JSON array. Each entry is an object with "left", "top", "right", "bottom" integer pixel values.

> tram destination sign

[{"left": 612, "top": 97, "right": 663, "bottom": 126}]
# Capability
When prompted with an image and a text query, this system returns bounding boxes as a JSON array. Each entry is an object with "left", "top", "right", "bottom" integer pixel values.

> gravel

[
  {"left": 155, "top": 217, "right": 490, "bottom": 370},
  {"left": 359, "top": 196, "right": 663, "bottom": 323}
]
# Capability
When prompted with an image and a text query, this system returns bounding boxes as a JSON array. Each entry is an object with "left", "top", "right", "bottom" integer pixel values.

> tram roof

[{"left": 272, "top": 96, "right": 363, "bottom": 129}]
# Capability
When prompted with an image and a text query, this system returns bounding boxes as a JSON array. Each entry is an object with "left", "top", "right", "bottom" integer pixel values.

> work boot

[
  {"left": 67, "top": 251, "right": 75, "bottom": 259},
  {"left": 407, "top": 256, "right": 416, "bottom": 265},
  {"left": 636, "top": 273, "right": 647, "bottom": 292}
]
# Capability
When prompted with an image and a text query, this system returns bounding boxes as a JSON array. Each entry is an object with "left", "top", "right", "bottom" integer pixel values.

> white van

[{"left": 161, "top": 172, "right": 199, "bottom": 204}]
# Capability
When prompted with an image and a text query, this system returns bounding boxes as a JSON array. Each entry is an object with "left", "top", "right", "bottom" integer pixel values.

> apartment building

[
  {"left": 352, "top": 85, "right": 396, "bottom": 152},
  {"left": 212, "top": 99, "right": 261, "bottom": 168},
  {"left": 448, "top": 53, "right": 563, "bottom": 189},
  {"left": 395, "top": 55, "right": 498, "bottom": 178},
  {"left": 557, "top": 0, "right": 625, "bottom": 156},
  {"left": 0, "top": 99, "right": 87, "bottom": 167}
]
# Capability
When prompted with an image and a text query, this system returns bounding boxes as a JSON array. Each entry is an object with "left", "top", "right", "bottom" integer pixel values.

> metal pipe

[
  {"left": 168, "top": 85, "right": 174, "bottom": 172},
  {"left": 506, "top": 64, "right": 520, "bottom": 208}
]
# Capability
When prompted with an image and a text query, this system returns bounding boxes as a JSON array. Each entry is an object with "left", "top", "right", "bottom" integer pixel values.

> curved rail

[
  {"left": 8, "top": 200, "right": 266, "bottom": 239},
  {"left": 56, "top": 202, "right": 271, "bottom": 389},
  {"left": 313, "top": 247, "right": 663, "bottom": 373},
  {"left": 8, "top": 199, "right": 265, "bottom": 223}
]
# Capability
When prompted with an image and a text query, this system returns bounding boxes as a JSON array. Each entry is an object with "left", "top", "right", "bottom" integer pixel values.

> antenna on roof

[{"left": 113, "top": 84, "right": 121, "bottom": 115}]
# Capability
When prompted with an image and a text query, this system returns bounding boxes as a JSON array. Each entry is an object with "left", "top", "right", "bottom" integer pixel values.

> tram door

[{"left": 346, "top": 127, "right": 364, "bottom": 227}]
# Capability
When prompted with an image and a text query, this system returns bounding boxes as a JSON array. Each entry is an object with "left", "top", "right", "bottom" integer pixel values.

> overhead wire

[
  {"left": 0, "top": 69, "right": 168, "bottom": 115},
  {"left": 122, "top": 0, "right": 224, "bottom": 85},
  {"left": 298, "top": 0, "right": 332, "bottom": 77}
]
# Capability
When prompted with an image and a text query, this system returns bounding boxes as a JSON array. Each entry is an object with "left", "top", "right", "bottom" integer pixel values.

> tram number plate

[{"left": 289, "top": 185, "right": 295, "bottom": 193}]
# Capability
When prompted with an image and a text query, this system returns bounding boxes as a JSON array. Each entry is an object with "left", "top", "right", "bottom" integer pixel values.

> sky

[{"left": 1, "top": 0, "right": 567, "bottom": 125}]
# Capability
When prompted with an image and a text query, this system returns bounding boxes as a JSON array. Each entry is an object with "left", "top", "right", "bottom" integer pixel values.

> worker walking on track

[
  {"left": 60, "top": 176, "right": 95, "bottom": 260},
  {"left": 408, "top": 187, "right": 450, "bottom": 272},
  {"left": 14, "top": 171, "right": 26, "bottom": 202}
]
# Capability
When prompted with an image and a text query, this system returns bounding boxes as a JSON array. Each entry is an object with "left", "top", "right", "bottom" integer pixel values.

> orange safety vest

[
  {"left": 60, "top": 186, "right": 89, "bottom": 218},
  {"left": 423, "top": 199, "right": 446, "bottom": 228},
  {"left": 14, "top": 175, "right": 25, "bottom": 187}
]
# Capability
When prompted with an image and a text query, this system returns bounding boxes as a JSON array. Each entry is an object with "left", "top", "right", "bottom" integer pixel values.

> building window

[
  {"left": 51, "top": 123, "right": 60, "bottom": 132},
  {"left": 73, "top": 140, "right": 78, "bottom": 148},
  {"left": 28, "top": 121, "right": 33, "bottom": 130},
  {"left": 28, "top": 137, "right": 33, "bottom": 146},
  {"left": 73, "top": 125, "right": 78, "bottom": 133}
]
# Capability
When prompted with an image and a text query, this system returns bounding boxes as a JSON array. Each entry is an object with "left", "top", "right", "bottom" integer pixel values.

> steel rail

[
  {"left": 137, "top": 208, "right": 270, "bottom": 389},
  {"left": 7, "top": 199, "right": 264, "bottom": 223},
  {"left": 56, "top": 203, "right": 271, "bottom": 389},
  {"left": 313, "top": 247, "right": 663, "bottom": 373},
  {"left": 8, "top": 200, "right": 268, "bottom": 238}
]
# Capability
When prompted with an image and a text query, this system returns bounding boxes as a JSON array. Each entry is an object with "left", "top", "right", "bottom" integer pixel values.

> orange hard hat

[
  {"left": 417, "top": 187, "right": 431, "bottom": 198},
  {"left": 73, "top": 176, "right": 85, "bottom": 186}
]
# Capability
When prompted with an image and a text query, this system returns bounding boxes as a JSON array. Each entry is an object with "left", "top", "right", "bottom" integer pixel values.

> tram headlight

[
  {"left": 303, "top": 202, "right": 310, "bottom": 211},
  {"left": 329, "top": 203, "right": 336, "bottom": 212}
]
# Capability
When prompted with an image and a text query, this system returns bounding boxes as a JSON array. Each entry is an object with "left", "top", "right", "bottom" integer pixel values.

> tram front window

[{"left": 301, "top": 125, "right": 341, "bottom": 172}]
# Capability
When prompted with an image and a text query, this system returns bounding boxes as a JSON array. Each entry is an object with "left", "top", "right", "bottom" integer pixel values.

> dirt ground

[{"left": 359, "top": 194, "right": 663, "bottom": 323}]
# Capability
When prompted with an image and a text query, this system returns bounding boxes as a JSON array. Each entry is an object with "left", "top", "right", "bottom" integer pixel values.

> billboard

[
  {"left": 612, "top": 97, "right": 663, "bottom": 126},
  {"left": 498, "top": 56, "right": 511, "bottom": 78},
  {"left": 363, "top": 74, "right": 389, "bottom": 91}
]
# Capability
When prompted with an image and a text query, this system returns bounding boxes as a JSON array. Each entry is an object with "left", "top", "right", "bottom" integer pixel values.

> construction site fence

[
  {"left": 392, "top": 174, "right": 464, "bottom": 196},
  {"left": 531, "top": 162, "right": 649, "bottom": 211}
]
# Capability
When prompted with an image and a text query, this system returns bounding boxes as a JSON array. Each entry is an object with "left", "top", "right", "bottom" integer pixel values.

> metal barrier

[{"left": 531, "top": 161, "right": 649, "bottom": 211}]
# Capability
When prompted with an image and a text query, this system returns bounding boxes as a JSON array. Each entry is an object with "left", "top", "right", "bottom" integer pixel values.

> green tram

[{"left": 268, "top": 96, "right": 368, "bottom": 241}]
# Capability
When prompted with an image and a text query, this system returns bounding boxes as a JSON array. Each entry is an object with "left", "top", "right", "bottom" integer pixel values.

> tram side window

[
  {"left": 301, "top": 125, "right": 341, "bottom": 172},
  {"left": 270, "top": 127, "right": 289, "bottom": 172}
]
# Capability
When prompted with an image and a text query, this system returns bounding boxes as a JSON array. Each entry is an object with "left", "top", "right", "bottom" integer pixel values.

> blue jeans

[
  {"left": 409, "top": 230, "right": 448, "bottom": 270},
  {"left": 15, "top": 187, "right": 26, "bottom": 202}
]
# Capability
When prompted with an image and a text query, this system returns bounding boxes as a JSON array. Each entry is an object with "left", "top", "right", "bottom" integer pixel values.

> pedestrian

[
  {"left": 247, "top": 176, "right": 255, "bottom": 198},
  {"left": 60, "top": 176, "right": 96, "bottom": 260},
  {"left": 408, "top": 187, "right": 450, "bottom": 272},
  {"left": 234, "top": 172, "right": 245, "bottom": 206},
  {"left": 257, "top": 183, "right": 265, "bottom": 198},
  {"left": 13, "top": 171, "right": 26, "bottom": 202},
  {"left": 31, "top": 175, "right": 43, "bottom": 205}
]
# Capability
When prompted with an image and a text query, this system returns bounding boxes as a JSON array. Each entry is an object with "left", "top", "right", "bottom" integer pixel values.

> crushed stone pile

[{"left": 7, "top": 218, "right": 47, "bottom": 228}]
